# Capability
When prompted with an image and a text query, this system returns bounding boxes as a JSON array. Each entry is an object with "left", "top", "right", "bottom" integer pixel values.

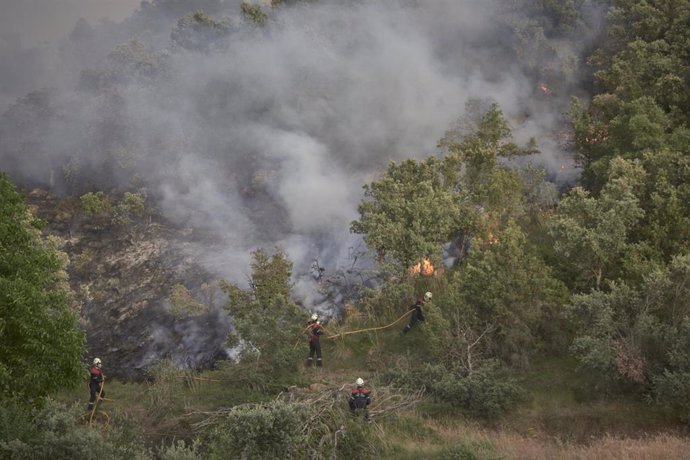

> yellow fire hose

[
  {"left": 324, "top": 308, "right": 414, "bottom": 339},
  {"left": 88, "top": 378, "right": 110, "bottom": 429},
  {"left": 293, "top": 308, "right": 415, "bottom": 350}
]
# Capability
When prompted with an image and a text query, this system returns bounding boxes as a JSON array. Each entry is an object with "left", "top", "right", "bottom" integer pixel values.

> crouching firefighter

[
  {"left": 87, "top": 357, "right": 105, "bottom": 412},
  {"left": 348, "top": 377, "right": 371, "bottom": 418},
  {"left": 401, "top": 291, "right": 431, "bottom": 335},
  {"left": 306, "top": 313, "right": 323, "bottom": 367}
]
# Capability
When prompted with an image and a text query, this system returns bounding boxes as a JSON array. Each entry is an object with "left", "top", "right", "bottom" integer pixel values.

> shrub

[
  {"left": 158, "top": 440, "right": 202, "bottom": 460},
  {"left": 0, "top": 399, "right": 149, "bottom": 460},
  {"left": 205, "top": 400, "right": 308, "bottom": 459},
  {"left": 169, "top": 284, "right": 206, "bottom": 319},
  {"left": 432, "top": 361, "right": 523, "bottom": 419},
  {"left": 145, "top": 359, "right": 187, "bottom": 413},
  {"left": 385, "top": 361, "right": 522, "bottom": 419},
  {"left": 111, "top": 192, "right": 147, "bottom": 227},
  {"left": 80, "top": 191, "right": 112, "bottom": 228},
  {"left": 652, "top": 370, "right": 690, "bottom": 423},
  {"left": 383, "top": 362, "right": 448, "bottom": 391}
]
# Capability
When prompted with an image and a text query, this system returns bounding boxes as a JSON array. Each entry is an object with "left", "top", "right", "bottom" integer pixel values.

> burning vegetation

[{"left": 408, "top": 258, "right": 435, "bottom": 277}]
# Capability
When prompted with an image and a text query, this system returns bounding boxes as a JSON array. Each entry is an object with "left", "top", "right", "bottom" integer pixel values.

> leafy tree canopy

[
  {"left": 221, "top": 248, "right": 302, "bottom": 375},
  {"left": 567, "top": 253, "right": 690, "bottom": 402},
  {"left": 572, "top": 0, "right": 690, "bottom": 188},
  {"left": 351, "top": 101, "right": 538, "bottom": 271},
  {"left": 548, "top": 157, "right": 645, "bottom": 290},
  {"left": 442, "top": 221, "right": 568, "bottom": 367},
  {"left": 0, "top": 174, "right": 85, "bottom": 402}
]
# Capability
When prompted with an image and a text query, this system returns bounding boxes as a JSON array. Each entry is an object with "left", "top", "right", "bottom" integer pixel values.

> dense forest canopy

[{"left": 1, "top": 0, "right": 690, "bottom": 458}]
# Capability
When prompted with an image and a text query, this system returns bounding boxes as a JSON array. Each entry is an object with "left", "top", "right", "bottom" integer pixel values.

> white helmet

[
  {"left": 355, "top": 377, "right": 364, "bottom": 386},
  {"left": 311, "top": 313, "right": 318, "bottom": 321},
  {"left": 93, "top": 357, "right": 102, "bottom": 367},
  {"left": 424, "top": 292, "right": 432, "bottom": 301}
]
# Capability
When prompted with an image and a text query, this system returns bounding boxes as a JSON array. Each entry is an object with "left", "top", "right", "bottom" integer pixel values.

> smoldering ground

[{"left": 1, "top": 0, "right": 605, "bottom": 369}]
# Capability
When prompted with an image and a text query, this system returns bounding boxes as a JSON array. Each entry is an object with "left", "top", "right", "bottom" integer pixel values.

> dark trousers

[
  {"left": 88, "top": 381, "right": 104, "bottom": 410},
  {"left": 306, "top": 341, "right": 322, "bottom": 366},
  {"left": 401, "top": 314, "right": 421, "bottom": 335},
  {"left": 349, "top": 400, "right": 369, "bottom": 418}
]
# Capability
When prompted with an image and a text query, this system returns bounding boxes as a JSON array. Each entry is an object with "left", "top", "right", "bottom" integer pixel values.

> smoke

[
  {"left": 0, "top": 0, "right": 141, "bottom": 108},
  {"left": 0, "top": 0, "right": 139, "bottom": 47},
  {"left": 1, "top": 0, "right": 605, "bottom": 299}
]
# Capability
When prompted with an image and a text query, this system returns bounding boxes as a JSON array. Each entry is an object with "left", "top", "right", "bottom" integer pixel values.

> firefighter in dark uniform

[
  {"left": 401, "top": 291, "right": 431, "bottom": 335},
  {"left": 87, "top": 357, "right": 105, "bottom": 411},
  {"left": 348, "top": 377, "right": 371, "bottom": 418},
  {"left": 306, "top": 313, "right": 324, "bottom": 367}
]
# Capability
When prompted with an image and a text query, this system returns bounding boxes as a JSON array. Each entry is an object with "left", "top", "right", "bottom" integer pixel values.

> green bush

[
  {"left": 0, "top": 399, "right": 149, "bottom": 460},
  {"left": 158, "top": 440, "right": 202, "bottom": 460},
  {"left": 205, "top": 400, "right": 307, "bottom": 459},
  {"left": 432, "top": 361, "right": 522, "bottom": 419},
  {"left": 385, "top": 361, "right": 522, "bottom": 419},
  {"left": 652, "top": 370, "right": 690, "bottom": 424},
  {"left": 383, "top": 362, "right": 448, "bottom": 391},
  {"left": 145, "top": 359, "right": 188, "bottom": 414}
]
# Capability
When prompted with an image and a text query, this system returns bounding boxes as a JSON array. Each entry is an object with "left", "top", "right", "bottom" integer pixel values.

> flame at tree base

[{"left": 408, "top": 258, "right": 434, "bottom": 276}]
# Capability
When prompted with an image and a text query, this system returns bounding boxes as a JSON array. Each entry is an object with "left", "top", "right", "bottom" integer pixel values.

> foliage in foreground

[
  {"left": 0, "top": 399, "right": 149, "bottom": 460},
  {"left": 0, "top": 174, "right": 85, "bottom": 402},
  {"left": 194, "top": 386, "right": 419, "bottom": 459},
  {"left": 384, "top": 361, "right": 523, "bottom": 420},
  {"left": 221, "top": 247, "right": 304, "bottom": 378},
  {"left": 567, "top": 254, "right": 690, "bottom": 408}
]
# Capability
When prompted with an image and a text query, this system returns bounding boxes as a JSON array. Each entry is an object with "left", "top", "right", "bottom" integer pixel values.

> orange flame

[
  {"left": 408, "top": 258, "right": 434, "bottom": 276},
  {"left": 539, "top": 83, "right": 553, "bottom": 95},
  {"left": 486, "top": 231, "right": 499, "bottom": 245}
]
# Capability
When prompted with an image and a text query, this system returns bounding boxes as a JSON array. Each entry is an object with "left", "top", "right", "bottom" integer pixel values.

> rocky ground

[{"left": 26, "top": 188, "right": 231, "bottom": 379}]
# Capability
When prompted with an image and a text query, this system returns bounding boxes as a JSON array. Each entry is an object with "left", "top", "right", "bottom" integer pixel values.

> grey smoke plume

[{"left": 1, "top": 0, "right": 604, "bottom": 301}]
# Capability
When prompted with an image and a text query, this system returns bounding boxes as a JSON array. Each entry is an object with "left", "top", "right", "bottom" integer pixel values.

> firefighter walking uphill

[
  {"left": 400, "top": 291, "right": 431, "bottom": 335},
  {"left": 306, "top": 313, "right": 324, "bottom": 367},
  {"left": 87, "top": 357, "right": 105, "bottom": 411}
]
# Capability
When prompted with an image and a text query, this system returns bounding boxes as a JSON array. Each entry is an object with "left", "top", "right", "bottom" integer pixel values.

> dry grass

[
  {"left": 490, "top": 431, "right": 690, "bottom": 459},
  {"left": 421, "top": 418, "right": 690, "bottom": 460}
]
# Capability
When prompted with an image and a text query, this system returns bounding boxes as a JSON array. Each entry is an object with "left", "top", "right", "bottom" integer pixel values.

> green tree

[
  {"left": 351, "top": 102, "right": 535, "bottom": 272},
  {"left": 350, "top": 156, "right": 466, "bottom": 268},
  {"left": 0, "top": 174, "right": 85, "bottom": 402},
  {"left": 548, "top": 157, "right": 645, "bottom": 290},
  {"left": 572, "top": 0, "right": 690, "bottom": 188},
  {"left": 567, "top": 254, "right": 690, "bottom": 403},
  {"left": 171, "top": 10, "right": 230, "bottom": 51},
  {"left": 444, "top": 221, "right": 568, "bottom": 367},
  {"left": 633, "top": 150, "right": 690, "bottom": 263},
  {"left": 241, "top": 2, "right": 268, "bottom": 25},
  {"left": 221, "top": 248, "right": 302, "bottom": 375},
  {"left": 112, "top": 191, "right": 148, "bottom": 227},
  {"left": 107, "top": 38, "right": 167, "bottom": 84}
]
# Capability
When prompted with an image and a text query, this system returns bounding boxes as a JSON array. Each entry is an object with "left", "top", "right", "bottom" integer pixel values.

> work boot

[
  {"left": 400, "top": 325, "right": 410, "bottom": 336},
  {"left": 305, "top": 357, "right": 313, "bottom": 367},
  {"left": 316, "top": 358, "right": 323, "bottom": 367}
]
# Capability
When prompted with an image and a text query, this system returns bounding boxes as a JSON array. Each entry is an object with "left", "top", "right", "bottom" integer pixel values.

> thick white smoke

[{"left": 1, "top": 0, "right": 602, "bottom": 296}]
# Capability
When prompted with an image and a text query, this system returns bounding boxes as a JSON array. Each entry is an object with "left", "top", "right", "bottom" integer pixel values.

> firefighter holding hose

[
  {"left": 400, "top": 292, "right": 431, "bottom": 335},
  {"left": 306, "top": 313, "right": 324, "bottom": 367},
  {"left": 87, "top": 357, "right": 105, "bottom": 411}
]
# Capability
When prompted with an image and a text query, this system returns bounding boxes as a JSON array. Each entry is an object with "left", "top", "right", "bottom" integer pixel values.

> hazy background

[
  {"left": 0, "top": 0, "right": 141, "bottom": 47},
  {"left": 0, "top": 0, "right": 601, "bottom": 308}
]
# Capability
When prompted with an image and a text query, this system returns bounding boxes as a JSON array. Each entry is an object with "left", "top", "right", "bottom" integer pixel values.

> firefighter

[
  {"left": 348, "top": 377, "right": 371, "bottom": 418},
  {"left": 306, "top": 313, "right": 323, "bottom": 367},
  {"left": 400, "top": 291, "right": 431, "bottom": 335},
  {"left": 87, "top": 357, "right": 105, "bottom": 411}
]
